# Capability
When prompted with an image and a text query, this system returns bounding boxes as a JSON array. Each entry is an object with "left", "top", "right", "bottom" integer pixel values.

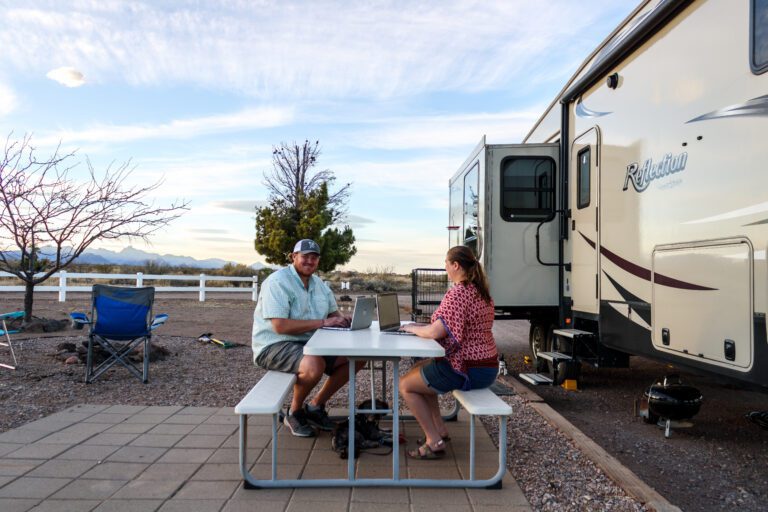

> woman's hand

[{"left": 401, "top": 320, "right": 447, "bottom": 339}]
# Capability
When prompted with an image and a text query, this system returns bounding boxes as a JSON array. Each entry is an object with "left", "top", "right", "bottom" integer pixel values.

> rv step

[
  {"left": 552, "top": 328, "right": 594, "bottom": 338},
  {"left": 537, "top": 351, "right": 572, "bottom": 362},
  {"left": 519, "top": 373, "right": 554, "bottom": 386}
]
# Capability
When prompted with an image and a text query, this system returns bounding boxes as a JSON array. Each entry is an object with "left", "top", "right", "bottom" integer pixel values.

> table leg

[
  {"left": 348, "top": 357, "right": 356, "bottom": 480},
  {"left": 392, "top": 359, "right": 400, "bottom": 480}
]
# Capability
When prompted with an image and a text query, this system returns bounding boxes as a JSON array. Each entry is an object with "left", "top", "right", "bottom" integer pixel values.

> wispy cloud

[
  {"left": 35, "top": 107, "right": 294, "bottom": 146},
  {"left": 209, "top": 200, "right": 266, "bottom": 213},
  {"left": 0, "top": 1, "right": 630, "bottom": 100},
  {"left": 46, "top": 66, "right": 85, "bottom": 87}
]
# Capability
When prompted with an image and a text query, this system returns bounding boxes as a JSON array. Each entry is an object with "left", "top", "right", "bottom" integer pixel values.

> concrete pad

[
  {"left": 123, "top": 414, "right": 174, "bottom": 425},
  {"left": 411, "top": 504, "right": 474, "bottom": 512},
  {"left": 143, "top": 406, "right": 184, "bottom": 415},
  {"left": 407, "top": 465, "right": 463, "bottom": 479},
  {"left": 0, "top": 477, "right": 71, "bottom": 499},
  {"left": 351, "top": 486, "right": 410, "bottom": 504},
  {"left": 29, "top": 499, "right": 100, "bottom": 511},
  {"left": 103, "top": 424, "right": 153, "bottom": 435},
  {"left": 102, "top": 406, "right": 147, "bottom": 415},
  {"left": 57, "top": 444, "right": 120, "bottom": 461},
  {"left": 128, "top": 434, "right": 184, "bottom": 448},
  {"left": 156, "top": 448, "right": 213, "bottom": 464},
  {"left": 37, "top": 431, "right": 98, "bottom": 445},
  {"left": 0, "top": 458, "right": 41, "bottom": 476},
  {"left": 146, "top": 424, "right": 196, "bottom": 436},
  {"left": 189, "top": 424, "right": 238, "bottom": 436},
  {"left": 83, "top": 433, "right": 140, "bottom": 447},
  {"left": 0, "top": 430, "right": 52, "bottom": 444},
  {"left": 300, "top": 463, "right": 348, "bottom": 480},
  {"left": 228, "top": 481, "right": 293, "bottom": 503},
  {"left": 207, "top": 447, "right": 260, "bottom": 464},
  {"left": 257, "top": 449, "right": 310, "bottom": 466},
  {"left": 173, "top": 480, "right": 240, "bottom": 500},
  {"left": 82, "top": 414, "right": 133, "bottom": 425},
  {"left": 0, "top": 443, "right": 25, "bottom": 457},
  {"left": 26, "top": 459, "right": 97, "bottom": 479},
  {"left": 201, "top": 415, "right": 239, "bottom": 426},
  {"left": 292, "top": 486, "right": 352, "bottom": 502},
  {"left": 61, "top": 405, "right": 111, "bottom": 415},
  {"left": 161, "top": 416, "right": 208, "bottom": 426},
  {"left": 173, "top": 435, "right": 227, "bottom": 449},
  {"left": 0, "top": 498, "right": 41, "bottom": 512},
  {"left": 159, "top": 499, "right": 225, "bottom": 512},
  {"left": 222, "top": 499, "right": 286, "bottom": 512},
  {"left": 189, "top": 463, "right": 242, "bottom": 481},
  {"left": 221, "top": 433, "right": 271, "bottom": 449},
  {"left": 409, "top": 486, "right": 471, "bottom": 505},
  {"left": 50, "top": 479, "right": 127, "bottom": 500},
  {"left": 21, "top": 419, "right": 77, "bottom": 433},
  {"left": 110, "top": 479, "right": 184, "bottom": 500},
  {"left": 349, "top": 503, "right": 405, "bottom": 512},
  {"left": 106, "top": 446, "right": 167, "bottom": 464},
  {"left": 466, "top": 475, "right": 530, "bottom": 506},
  {"left": 81, "top": 462, "right": 149, "bottom": 480},
  {"left": 176, "top": 407, "right": 220, "bottom": 416},
  {"left": 6, "top": 443, "right": 73, "bottom": 460},
  {"left": 286, "top": 500, "right": 349, "bottom": 512},
  {"left": 137, "top": 463, "right": 201, "bottom": 481},
  {"left": 93, "top": 500, "right": 163, "bottom": 512}
]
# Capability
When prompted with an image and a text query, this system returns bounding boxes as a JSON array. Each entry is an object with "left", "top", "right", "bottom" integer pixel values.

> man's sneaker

[
  {"left": 283, "top": 409, "right": 316, "bottom": 437},
  {"left": 304, "top": 404, "right": 336, "bottom": 432}
]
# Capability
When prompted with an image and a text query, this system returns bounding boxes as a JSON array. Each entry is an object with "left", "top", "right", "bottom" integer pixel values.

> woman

[{"left": 399, "top": 245, "right": 498, "bottom": 459}]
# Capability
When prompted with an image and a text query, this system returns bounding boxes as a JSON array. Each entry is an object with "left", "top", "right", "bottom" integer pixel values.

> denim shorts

[
  {"left": 255, "top": 340, "right": 337, "bottom": 376},
  {"left": 420, "top": 359, "right": 498, "bottom": 394}
]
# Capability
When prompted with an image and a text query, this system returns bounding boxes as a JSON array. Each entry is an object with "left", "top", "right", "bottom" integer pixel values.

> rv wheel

[
  {"left": 554, "top": 360, "right": 580, "bottom": 386},
  {"left": 529, "top": 322, "right": 552, "bottom": 373}
]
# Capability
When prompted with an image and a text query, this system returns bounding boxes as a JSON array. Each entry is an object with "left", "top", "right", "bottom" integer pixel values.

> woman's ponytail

[{"left": 446, "top": 246, "right": 492, "bottom": 303}]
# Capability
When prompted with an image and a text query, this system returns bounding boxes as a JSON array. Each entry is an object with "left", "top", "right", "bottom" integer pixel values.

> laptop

[
  {"left": 376, "top": 292, "right": 415, "bottom": 335},
  {"left": 321, "top": 296, "right": 375, "bottom": 331}
]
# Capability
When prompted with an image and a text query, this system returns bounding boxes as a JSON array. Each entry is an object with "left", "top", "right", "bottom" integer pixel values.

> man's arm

[{"left": 270, "top": 314, "right": 348, "bottom": 335}]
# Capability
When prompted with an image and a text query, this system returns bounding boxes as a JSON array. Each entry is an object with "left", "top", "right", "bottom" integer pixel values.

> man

[{"left": 252, "top": 239, "right": 353, "bottom": 437}]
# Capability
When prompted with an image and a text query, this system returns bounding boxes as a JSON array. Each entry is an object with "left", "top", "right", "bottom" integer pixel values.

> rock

[
  {"left": 56, "top": 342, "right": 77, "bottom": 352},
  {"left": 64, "top": 356, "right": 79, "bottom": 365}
]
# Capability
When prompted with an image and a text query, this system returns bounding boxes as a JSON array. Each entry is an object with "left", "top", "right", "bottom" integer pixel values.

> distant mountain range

[{"left": 5, "top": 246, "right": 270, "bottom": 270}]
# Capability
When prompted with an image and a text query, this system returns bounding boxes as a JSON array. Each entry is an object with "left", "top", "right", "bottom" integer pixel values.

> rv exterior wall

[{"left": 523, "top": 0, "right": 768, "bottom": 386}]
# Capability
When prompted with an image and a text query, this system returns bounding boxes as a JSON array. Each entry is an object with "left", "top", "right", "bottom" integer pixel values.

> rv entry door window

[
  {"left": 752, "top": 0, "right": 768, "bottom": 73},
  {"left": 500, "top": 157, "right": 555, "bottom": 222},
  {"left": 463, "top": 163, "right": 479, "bottom": 255}
]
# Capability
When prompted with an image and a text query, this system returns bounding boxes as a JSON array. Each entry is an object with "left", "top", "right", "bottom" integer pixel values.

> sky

[{"left": 0, "top": 0, "right": 638, "bottom": 273}]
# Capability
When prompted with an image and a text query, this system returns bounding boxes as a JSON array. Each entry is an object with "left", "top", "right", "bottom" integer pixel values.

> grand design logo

[{"left": 623, "top": 152, "right": 688, "bottom": 192}]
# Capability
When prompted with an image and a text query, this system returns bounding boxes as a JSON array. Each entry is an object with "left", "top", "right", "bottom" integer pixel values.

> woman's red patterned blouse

[{"left": 431, "top": 282, "right": 497, "bottom": 374}]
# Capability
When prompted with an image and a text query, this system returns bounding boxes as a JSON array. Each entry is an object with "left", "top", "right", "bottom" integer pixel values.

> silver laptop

[
  {"left": 376, "top": 292, "right": 415, "bottom": 335},
  {"left": 321, "top": 296, "right": 375, "bottom": 331}
]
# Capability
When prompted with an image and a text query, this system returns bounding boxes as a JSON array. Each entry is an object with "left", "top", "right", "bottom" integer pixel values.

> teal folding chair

[{"left": 0, "top": 311, "right": 24, "bottom": 370}]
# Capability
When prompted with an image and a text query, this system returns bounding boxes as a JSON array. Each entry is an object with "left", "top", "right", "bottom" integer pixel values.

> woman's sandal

[
  {"left": 406, "top": 440, "right": 446, "bottom": 460},
  {"left": 416, "top": 435, "right": 451, "bottom": 445}
]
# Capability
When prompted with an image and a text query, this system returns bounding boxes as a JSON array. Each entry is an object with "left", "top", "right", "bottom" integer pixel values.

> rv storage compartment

[{"left": 652, "top": 239, "right": 752, "bottom": 368}]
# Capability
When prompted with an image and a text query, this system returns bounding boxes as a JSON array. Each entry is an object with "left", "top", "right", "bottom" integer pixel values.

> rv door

[{"left": 571, "top": 127, "right": 601, "bottom": 316}]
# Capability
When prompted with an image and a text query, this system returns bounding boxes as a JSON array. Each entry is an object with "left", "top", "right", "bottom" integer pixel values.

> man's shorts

[{"left": 255, "top": 340, "right": 338, "bottom": 375}]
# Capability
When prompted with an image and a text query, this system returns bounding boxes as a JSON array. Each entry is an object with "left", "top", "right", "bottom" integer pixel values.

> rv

[{"left": 448, "top": 0, "right": 768, "bottom": 388}]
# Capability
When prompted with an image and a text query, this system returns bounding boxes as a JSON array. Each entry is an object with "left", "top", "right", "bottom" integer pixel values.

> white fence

[{"left": 0, "top": 271, "right": 259, "bottom": 302}]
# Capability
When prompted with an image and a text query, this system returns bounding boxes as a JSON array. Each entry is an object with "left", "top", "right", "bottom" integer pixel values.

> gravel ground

[{"left": 0, "top": 294, "right": 649, "bottom": 511}]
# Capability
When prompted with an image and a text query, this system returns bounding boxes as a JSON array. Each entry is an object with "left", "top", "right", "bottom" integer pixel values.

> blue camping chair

[
  {"left": 71, "top": 285, "right": 168, "bottom": 384},
  {"left": 0, "top": 311, "right": 24, "bottom": 370}
]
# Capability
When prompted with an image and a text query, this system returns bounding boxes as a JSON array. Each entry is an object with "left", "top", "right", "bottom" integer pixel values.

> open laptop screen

[{"left": 376, "top": 292, "right": 401, "bottom": 331}]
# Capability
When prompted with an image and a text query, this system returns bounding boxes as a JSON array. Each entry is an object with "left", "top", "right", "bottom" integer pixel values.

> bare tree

[
  {"left": 0, "top": 134, "right": 189, "bottom": 322},
  {"left": 264, "top": 140, "right": 350, "bottom": 222}
]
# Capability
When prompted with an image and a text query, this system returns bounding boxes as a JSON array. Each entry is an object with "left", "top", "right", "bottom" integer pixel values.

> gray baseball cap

[{"left": 293, "top": 239, "right": 321, "bottom": 254}]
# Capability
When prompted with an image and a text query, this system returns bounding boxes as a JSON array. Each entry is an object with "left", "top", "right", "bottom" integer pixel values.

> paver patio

[{"left": 0, "top": 404, "right": 531, "bottom": 511}]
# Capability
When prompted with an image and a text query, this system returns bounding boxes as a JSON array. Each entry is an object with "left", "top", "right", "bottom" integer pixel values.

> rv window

[
  {"left": 752, "top": 0, "right": 768, "bottom": 73},
  {"left": 463, "top": 163, "right": 480, "bottom": 255},
  {"left": 500, "top": 157, "right": 555, "bottom": 222},
  {"left": 577, "top": 147, "right": 591, "bottom": 209}
]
